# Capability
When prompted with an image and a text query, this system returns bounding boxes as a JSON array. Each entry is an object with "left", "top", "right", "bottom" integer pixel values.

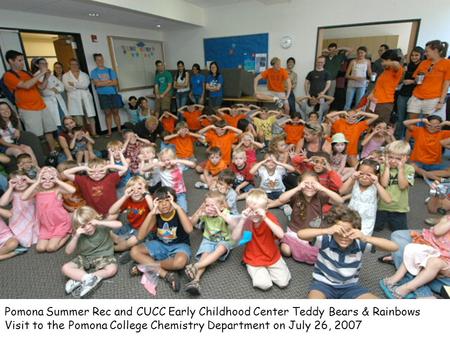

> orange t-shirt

[
  {"left": 168, "top": 135, "right": 195, "bottom": 159},
  {"left": 413, "top": 59, "right": 450, "bottom": 99},
  {"left": 373, "top": 67, "right": 404, "bottom": 104},
  {"left": 3, "top": 70, "right": 46, "bottom": 110},
  {"left": 200, "top": 117, "right": 213, "bottom": 128},
  {"left": 160, "top": 116, "right": 177, "bottom": 133},
  {"left": 183, "top": 110, "right": 202, "bottom": 131},
  {"left": 332, "top": 119, "right": 369, "bottom": 156},
  {"left": 261, "top": 68, "right": 289, "bottom": 93},
  {"left": 221, "top": 113, "right": 247, "bottom": 128},
  {"left": 283, "top": 123, "right": 305, "bottom": 144},
  {"left": 410, "top": 127, "right": 450, "bottom": 164},
  {"left": 204, "top": 159, "right": 228, "bottom": 176},
  {"left": 205, "top": 131, "right": 238, "bottom": 165}
]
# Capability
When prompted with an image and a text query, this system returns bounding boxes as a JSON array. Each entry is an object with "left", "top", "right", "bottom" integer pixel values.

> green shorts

[{"left": 71, "top": 255, "right": 117, "bottom": 271}]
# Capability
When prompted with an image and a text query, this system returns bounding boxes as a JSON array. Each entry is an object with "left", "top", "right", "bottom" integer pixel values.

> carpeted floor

[{"left": 0, "top": 132, "right": 438, "bottom": 299}]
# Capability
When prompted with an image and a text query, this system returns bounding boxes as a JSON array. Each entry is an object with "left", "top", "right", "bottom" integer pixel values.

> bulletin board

[
  {"left": 203, "top": 33, "right": 268, "bottom": 72},
  {"left": 108, "top": 36, "right": 164, "bottom": 91}
]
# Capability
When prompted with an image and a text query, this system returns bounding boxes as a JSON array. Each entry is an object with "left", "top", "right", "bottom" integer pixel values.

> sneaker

[
  {"left": 273, "top": 96, "right": 284, "bottom": 108},
  {"left": 79, "top": 275, "right": 103, "bottom": 298},
  {"left": 14, "top": 246, "right": 29, "bottom": 254},
  {"left": 425, "top": 217, "right": 439, "bottom": 226},
  {"left": 65, "top": 279, "right": 82, "bottom": 294},
  {"left": 194, "top": 181, "right": 208, "bottom": 189},
  {"left": 118, "top": 251, "right": 132, "bottom": 264}
]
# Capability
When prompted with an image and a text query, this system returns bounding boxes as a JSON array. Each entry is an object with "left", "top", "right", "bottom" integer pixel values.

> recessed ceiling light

[
  {"left": 156, "top": 24, "right": 161, "bottom": 28},
  {"left": 88, "top": 12, "right": 100, "bottom": 17}
]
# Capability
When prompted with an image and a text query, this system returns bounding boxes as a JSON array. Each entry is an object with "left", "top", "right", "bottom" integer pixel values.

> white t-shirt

[{"left": 257, "top": 166, "right": 286, "bottom": 193}]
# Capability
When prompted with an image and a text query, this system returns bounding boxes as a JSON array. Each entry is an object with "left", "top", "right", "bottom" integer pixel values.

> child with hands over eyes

[
  {"left": 22, "top": 166, "right": 76, "bottom": 253},
  {"left": 69, "top": 126, "right": 96, "bottom": 164}
]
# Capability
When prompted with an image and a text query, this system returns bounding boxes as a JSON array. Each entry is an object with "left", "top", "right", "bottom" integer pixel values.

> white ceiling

[
  {"left": 0, "top": 0, "right": 200, "bottom": 30},
  {"left": 185, "top": 0, "right": 291, "bottom": 7}
]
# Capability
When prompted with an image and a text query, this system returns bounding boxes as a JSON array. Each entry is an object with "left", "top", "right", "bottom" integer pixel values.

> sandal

[
  {"left": 378, "top": 254, "right": 394, "bottom": 266},
  {"left": 164, "top": 272, "right": 180, "bottom": 292},
  {"left": 129, "top": 264, "right": 143, "bottom": 277},
  {"left": 184, "top": 264, "right": 198, "bottom": 281},
  {"left": 185, "top": 280, "right": 201, "bottom": 296},
  {"left": 379, "top": 279, "right": 415, "bottom": 299}
]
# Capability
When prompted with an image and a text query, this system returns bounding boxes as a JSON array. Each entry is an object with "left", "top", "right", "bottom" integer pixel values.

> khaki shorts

[
  {"left": 71, "top": 255, "right": 117, "bottom": 271},
  {"left": 407, "top": 96, "right": 447, "bottom": 119},
  {"left": 246, "top": 257, "right": 291, "bottom": 290},
  {"left": 155, "top": 95, "right": 172, "bottom": 114},
  {"left": 19, "top": 108, "right": 57, "bottom": 136},
  {"left": 258, "top": 88, "right": 288, "bottom": 102}
]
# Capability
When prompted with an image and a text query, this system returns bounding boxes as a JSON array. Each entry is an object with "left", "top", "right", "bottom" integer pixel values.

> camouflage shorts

[{"left": 71, "top": 255, "right": 117, "bottom": 271}]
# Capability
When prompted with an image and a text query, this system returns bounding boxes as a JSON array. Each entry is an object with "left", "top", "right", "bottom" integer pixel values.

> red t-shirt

[
  {"left": 74, "top": 172, "right": 121, "bottom": 215},
  {"left": 230, "top": 162, "right": 255, "bottom": 186},
  {"left": 243, "top": 212, "right": 282, "bottom": 266},
  {"left": 119, "top": 197, "right": 150, "bottom": 229}
]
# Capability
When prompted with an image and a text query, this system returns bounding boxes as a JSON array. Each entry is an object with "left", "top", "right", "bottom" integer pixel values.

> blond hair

[
  {"left": 232, "top": 147, "right": 247, "bottom": 159},
  {"left": 87, "top": 158, "right": 107, "bottom": 168},
  {"left": 386, "top": 140, "right": 411, "bottom": 156},
  {"left": 246, "top": 188, "right": 268, "bottom": 208},
  {"left": 205, "top": 190, "right": 228, "bottom": 209},
  {"left": 125, "top": 175, "right": 147, "bottom": 189},
  {"left": 140, "top": 143, "right": 156, "bottom": 152},
  {"left": 107, "top": 140, "right": 123, "bottom": 149},
  {"left": 72, "top": 206, "right": 101, "bottom": 230},
  {"left": 158, "top": 147, "right": 176, "bottom": 160}
]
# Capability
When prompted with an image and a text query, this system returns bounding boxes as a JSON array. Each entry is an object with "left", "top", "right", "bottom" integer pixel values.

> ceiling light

[
  {"left": 88, "top": 12, "right": 100, "bottom": 17},
  {"left": 156, "top": 24, "right": 161, "bottom": 28}
]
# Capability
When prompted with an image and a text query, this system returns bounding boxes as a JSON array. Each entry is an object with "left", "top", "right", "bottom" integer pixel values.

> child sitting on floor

[
  {"left": 298, "top": 205, "right": 398, "bottom": 299},
  {"left": 164, "top": 121, "right": 203, "bottom": 167},
  {"left": 62, "top": 206, "right": 121, "bottom": 298},
  {"left": 0, "top": 207, "right": 19, "bottom": 261},
  {"left": 184, "top": 191, "right": 234, "bottom": 295},
  {"left": 233, "top": 132, "right": 263, "bottom": 166},
  {"left": 230, "top": 148, "right": 255, "bottom": 195},
  {"left": 215, "top": 169, "right": 239, "bottom": 215},
  {"left": 195, "top": 147, "right": 228, "bottom": 190}
]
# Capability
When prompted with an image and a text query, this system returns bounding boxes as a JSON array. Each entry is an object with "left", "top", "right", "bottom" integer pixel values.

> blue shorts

[
  {"left": 414, "top": 162, "right": 447, "bottom": 171},
  {"left": 267, "top": 191, "right": 283, "bottom": 200},
  {"left": 310, "top": 280, "right": 369, "bottom": 299},
  {"left": 115, "top": 223, "right": 156, "bottom": 241},
  {"left": 145, "top": 240, "right": 191, "bottom": 261},
  {"left": 195, "top": 238, "right": 234, "bottom": 261}
]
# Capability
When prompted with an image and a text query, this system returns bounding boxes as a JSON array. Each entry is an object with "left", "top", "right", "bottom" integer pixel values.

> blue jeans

[
  {"left": 395, "top": 95, "right": 410, "bottom": 139},
  {"left": 176, "top": 91, "right": 189, "bottom": 110},
  {"left": 0, "top": 174, "right": 8, "bottom": 192},
  {"left": 191, "top": 94, "right": 202, "bottom": 104},
  {"left": 391, "top": 230, "right": 450, "bottom": 297},
  {"left": 176, "top": 192, "right": 188, "bottom": 213},
  {"left": 344, "top": 86, "right": 366, "bottom": 110},
  {"left": 208, "top": 96, "right": 223, "bottom": 108}
]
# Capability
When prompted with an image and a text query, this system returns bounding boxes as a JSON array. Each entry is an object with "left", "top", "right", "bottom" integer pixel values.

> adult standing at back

[
  {"left": 286, "top": 57, "right": 298, "bottom": 114},
  {"left": 173, "top": 60, "right": 190, "bottom": 109},
  {"left": 372, "top": 44, "right": 390, "bottom": 78},
  {"left": 63, "top": 58, "right": 98, "bottom": 137},
  {"left": 344, "top": 46, "right": 372, "bottom": 110},
  {"left": 189, "top": 63, "right": 205, "bottom": 104},
  {"left": 254, "top": 57, "right": 292, "bottom": 114},
  {"left": 154, "top": 60, "right": 173, "bottom": 116},
  {"left": 407, "top": 40, "right": 450, "bottom": 121},
  {"left": 304, "top": 56, "right": 331, "bottom": 99},
  {"left": 322, "top": 43, "right": 352, "bottom": 97},
  {"left": 206, "top": 61, "right": 224, "bottom": 109},
  {"left": 90, "top": 53, "right": 122, "bottom": 137},
  {"left": 3, "top": 50, "right": 58, "bottom": 151}
]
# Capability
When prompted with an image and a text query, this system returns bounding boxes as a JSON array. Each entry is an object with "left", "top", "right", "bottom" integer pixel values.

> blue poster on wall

[{"left": 204, "top": 33, "right": 268, "bottom": 71}]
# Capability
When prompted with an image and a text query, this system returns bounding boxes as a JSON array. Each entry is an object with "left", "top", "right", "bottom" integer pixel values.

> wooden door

[{"left": 53, "top": 37, "right": 77, "bottom": 71}]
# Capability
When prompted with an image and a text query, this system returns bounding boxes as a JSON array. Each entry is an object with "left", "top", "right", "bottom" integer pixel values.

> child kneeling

[
  {"left": 130, "top": 187, "right": 193, "bottom": 292},
  {"left": 61, "top": 206, "right": 121, "bottom": 298},
  {"left": 232, "top": 189, "right": 291, "bottom": 290},
  {"left": 298, "top": 205, "right": 398, "bottom": 299}
]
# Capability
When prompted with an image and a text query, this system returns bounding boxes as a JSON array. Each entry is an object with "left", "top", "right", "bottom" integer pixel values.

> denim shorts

[
  {"left": 310, "top": 280, "right": 369, "bottom": 299},
  {"left": 98, "top": 94, "right": 123, "bottom": 110},
  {"left": 195, "top": 238, "right": 234, "bottom": 261},
  {"left": 413, "top": 161, "right": 447, "bottom": 171},
  {"left": 145, "top": 240, "right": 191, "bottom": 261}
]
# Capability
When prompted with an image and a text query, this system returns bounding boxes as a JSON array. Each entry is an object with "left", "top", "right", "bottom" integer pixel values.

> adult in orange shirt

[
  {"left": 3, "top": 50, "right": 57, "bottom": 150},
  {"left": 254, "top": 57, "right": 292, "bottom": 114},
  {"left": 404, "top": 115, "right": 450, "bottom": 176},
  {"left": 407, "top": 40, "right": 450, "bottom": 120},
  {"left": 367, "top": 50, "right": 403, "bottom": 123},
  {"left": 198, "top": 120, "right": 242, "bottom": 166},
  {"left": 328, "top": 110, "right": 378, "bottom": 166}
]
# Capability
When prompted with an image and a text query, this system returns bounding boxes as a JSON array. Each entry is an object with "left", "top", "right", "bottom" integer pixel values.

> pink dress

[
  {"left": 9, "top": 192, "right": 39, "bottom": 247},
  {"left": 0, "top": 217, "right": 14, "bottom": 247},
  {"left": 36, "top": 191, "right": 72, "bottom": 240}
]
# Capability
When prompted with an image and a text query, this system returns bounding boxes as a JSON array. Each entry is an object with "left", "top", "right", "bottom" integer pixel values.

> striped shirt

[{"left": 313, "top": 235, "right": 367, "bottom": 286}]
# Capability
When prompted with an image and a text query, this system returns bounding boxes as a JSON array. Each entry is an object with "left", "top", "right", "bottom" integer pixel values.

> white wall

[
  {"left": 164, "top": 0, "right": 450, "bottom": 96},
  {"left": 0, "top": 9, "right": 164, "bottom": 131}
]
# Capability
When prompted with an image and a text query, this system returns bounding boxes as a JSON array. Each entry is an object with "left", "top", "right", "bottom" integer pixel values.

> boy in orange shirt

[
  {"left": 403, "top": 115, "right": 450, "bottom": 176},
  {"left": 367, "top": 50, "right": 403, "bottom": 123},
  {"left": 159, "top": 111, "right": 178, "bottom": 134},
  {"left": 217, "top": 105, "right": 250, "bottom": 128},
  {"left": 164, "top": 122, "right": 204, "bottom": 168},
  {"left": 279, "top": 112, "right": 305, "bottom": 146},
  {"left": 195, "top": 147, "right": 228, "bottom": 190},
  {"left": 198, "top": 120, "right": 242, "bottom": 165},
  {"left": 328, "top": 110, "right": 378, "bottom": 166},
  {"left": 178, "top": 104, "right": 204, "bottom": 131}
]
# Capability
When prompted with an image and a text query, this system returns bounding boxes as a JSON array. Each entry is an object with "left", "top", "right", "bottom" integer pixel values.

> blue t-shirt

[
  {"left": 191, "top": 73, "right": 205, "bottom": 96},
  {"left": 206, "top": 74, "right": 224, "bottom": 98},
  {"left": 90, "top": 67, "right": 118, "bottom": 95}
]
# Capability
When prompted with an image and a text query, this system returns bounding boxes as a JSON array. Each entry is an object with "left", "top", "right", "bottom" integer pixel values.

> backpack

[{"left": 0, "top": 70, "right": 21, "bottom": 105}]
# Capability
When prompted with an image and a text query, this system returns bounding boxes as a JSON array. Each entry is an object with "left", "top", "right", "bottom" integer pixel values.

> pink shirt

[{"left": 159, "top": 164, "right": 186, "bottom": 194}]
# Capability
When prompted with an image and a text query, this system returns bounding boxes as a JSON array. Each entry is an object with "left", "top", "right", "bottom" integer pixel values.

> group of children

[{"left": 1, "top": 95, "right": 450, "bottom": 300}]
